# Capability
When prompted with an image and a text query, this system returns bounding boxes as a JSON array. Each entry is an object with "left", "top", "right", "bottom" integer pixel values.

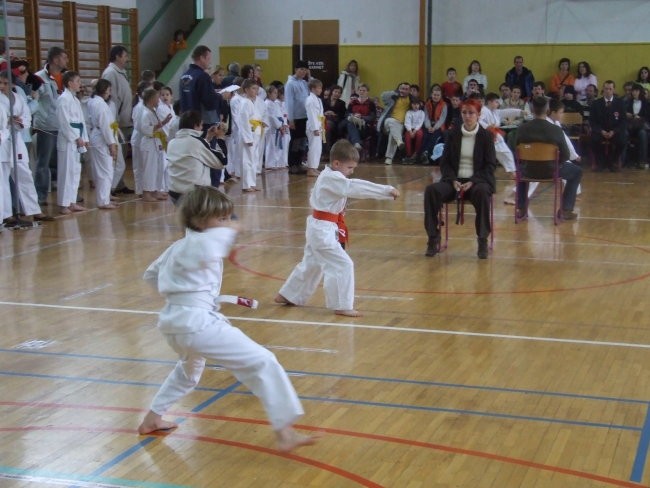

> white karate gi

[
  {"left": 479, "top": 106, "right": 515, "bottom": 172},
  {"left": 137, "top": 106, "right": 165, "bottom": 192},
  {"left": 549, "top": 117, "right": 582, "bottom": 196},
  {"left": 87, "top": 96, "right": 117, "bottom": 206},
  {"left": 227, "top": 93, "right": 244, "bottom": 178},
  {"left": 108, "top": 99, "right": 126, "bottom": 190},
  {"left": 143, "top": 226, "right": 304, "bottom": 430},
  {"left": 264, "top": 98, "right": 284, "bottom": 169},
  {"left": 0, "top": 90, "right": 41, "bottom": 216},
  {"left": 56, "top": 89, "right": 88, "bottom": 208},
  {"left": 235, "top": 97, "right": 260, "bottom": 190},
  {"left": 130, "top": 100, "right": 145, "bottom": 194},
  {"left": 279, "top": 166, "right": 396, "bottom": 311},
  {"left": 0, "top": 96, "right": 11, "bottom": 220},
  {"left": 254, "top": 96, "right": 266, "bottom": 173},
  {"left": 305, "top": 92, "right": 324, "bottom": 170},
  {"left": 156, "top": 103, "right": 178, "bottom": 191},
  {"left": 279, "top": 100, "right": 290, "bottom": 168}
]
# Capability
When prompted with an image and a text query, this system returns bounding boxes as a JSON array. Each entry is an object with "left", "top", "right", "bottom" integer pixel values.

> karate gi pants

[
  {"left": 56, "top": 142, "right": 81, "bottom": 207},
  {"left": 151, "top": 310, "right": 304, "bottom": 431}
]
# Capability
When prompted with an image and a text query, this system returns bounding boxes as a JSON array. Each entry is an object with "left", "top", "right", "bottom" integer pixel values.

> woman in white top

[
  {"left": 574, "top": 61, "right": 598, "bottom": 102},
  {"left": 337, "top": 59, "right": 360, "bottom": 104},
  {"left": 462, "top": 60, "right": 488, "bottom": 93}
]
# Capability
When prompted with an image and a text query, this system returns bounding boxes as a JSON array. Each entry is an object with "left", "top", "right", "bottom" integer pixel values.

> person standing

[
  {"left": 285, "top": 60, "right": 310, "bottom": 174},
  {"left": 101, "top": 45, "right": 134, "bottom": 194},
  {"left": 505, "top": 56, "right": 535, "bottom": 99},
  {"left": 179, "top": 45, "right": 224, "bottom": 186},
  {"left": 33, "top": 46, "right": 68, "bottom": 205}
]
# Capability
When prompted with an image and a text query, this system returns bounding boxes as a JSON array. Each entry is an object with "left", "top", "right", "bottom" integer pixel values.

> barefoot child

[
  {"left": 138, "top": 186, "right": 316, "bottom": 452},
  {"left": 275, "top": 139, "right": 400, "bottom": 317},
  {"left": 305, "top": 78, "right": 324, "bottom": 177}
]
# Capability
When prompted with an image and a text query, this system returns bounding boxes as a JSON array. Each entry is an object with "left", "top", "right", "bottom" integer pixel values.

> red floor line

[
  {"left": 229, "top": 235, "right": 650, "bottom": 296},
  {"left": 0, "top": 425, "right": 383, "bottom": 488},
  {"left": 1, "top": 401, "right": 644, "bottom": 486}
]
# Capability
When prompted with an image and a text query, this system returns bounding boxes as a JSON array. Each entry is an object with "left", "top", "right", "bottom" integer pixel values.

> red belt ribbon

[
  {"left": 487, "top": 125, "right": 505, "bottom": 142},
  {"left": 313, "top": 210, "right": 348, "bottom": 246}
]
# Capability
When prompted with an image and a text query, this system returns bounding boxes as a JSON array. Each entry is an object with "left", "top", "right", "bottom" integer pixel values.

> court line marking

[
  {"left": 0, "top": 370, "right": 643, "bottom": 432},
  {"left": 3, "top": 349, "right": 647, "bottom": 405},
  {"left": 0, "top": 410, "right": 643, "bottom": 488},
  {"left": 1, "top": 300, "right": 650, "bottom": 350},
  {"left": 0, "top": 425, "right": 384, "bottom": 488}
]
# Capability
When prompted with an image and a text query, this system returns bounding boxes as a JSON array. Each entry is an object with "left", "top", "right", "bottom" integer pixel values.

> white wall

[
  {"left": 430, "top": 0, "right": 650, "bottom": 44},
  {"left": 214, "top": 0, "right": 419, "bottom": 46}
]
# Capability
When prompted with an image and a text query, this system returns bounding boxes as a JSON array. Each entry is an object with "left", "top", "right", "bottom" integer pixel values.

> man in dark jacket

[{"left": 589, "top": 80, "right": 627, "bottom": 172}]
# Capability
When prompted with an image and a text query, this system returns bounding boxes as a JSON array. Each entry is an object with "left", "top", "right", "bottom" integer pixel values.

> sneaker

[
  {"left": 354, "top": 142, "right": 363, "bottom": 150},
  {"left": 384, "top": 158, "right": 392, "bottom": 165},
  {"left": 477, "top": 237, "right": 488, "bottom": 259}
]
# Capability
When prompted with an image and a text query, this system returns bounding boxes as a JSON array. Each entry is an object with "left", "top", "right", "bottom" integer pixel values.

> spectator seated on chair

[
  {"left": 423, "top": 98, "right": 496, "bottom": 259},
  {"left": 589, "top": 80, "right": 627, "bottom": 172},
  {"left": 422, "top": 84, "right": 450, "bottom": 163},
  {"left": 624, "top": 83, "right": 650, "bottom": 168},
  {"left": 515, "top": 97, "right": 582, "bottom": 221},
  {"left": 344, "top": 84, "right": 376, "bottom": 153},
  {"left": 323, "top": 84, "right": 347, "bottom": 153},
  {"left": 378, "top": 82, "right": 413, "bottom": 165}
]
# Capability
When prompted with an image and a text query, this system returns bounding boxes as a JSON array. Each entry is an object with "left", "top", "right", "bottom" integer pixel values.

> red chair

[
  {"left": 515, "top": 142, "right": 561, "bottom": 225},
  {"left": 438, "top": 194, "right": 494, "bottom": 253}
]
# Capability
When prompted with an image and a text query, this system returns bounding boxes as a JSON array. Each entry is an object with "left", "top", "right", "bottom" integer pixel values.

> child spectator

[
  {"left": 56, "top": 71, "right": 89, "bottom": 215},
  {"left": 404, "top": 98, "right": 425, "bottom": 162},
  {"left": 441, "top": 67, "right": 463, "bottom": 99},
  {"left": 138, "top": 186, "right": 317, "bottom": 453},
  {"left": 479, "top": 93, "right": 516, "bottom": 173},
  {"left": 305, "top": 78, "right": 324, "bottom": 177},
  {"left": 87, "top": 78, "right": 119, "bottom": 209},
  {"left": 167, "top": 29, "right": 187, "bottom": 58},
  {"left": 274, "top": 139, "right": 399, "bottom": 317}
]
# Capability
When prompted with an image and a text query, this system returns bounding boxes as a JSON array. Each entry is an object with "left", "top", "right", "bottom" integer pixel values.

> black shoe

[
  {"left": 116, "top": 187, "right": 135, "bottom": 194},
  {"left": 477, "top": 237, "right": 488, "bottom": 259},
  {"left": 425, "top": 235, "right": 441, "bottom": 257}
]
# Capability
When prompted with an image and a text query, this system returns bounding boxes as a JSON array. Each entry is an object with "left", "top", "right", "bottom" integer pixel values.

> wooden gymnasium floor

[{"left": 1, "top": 161, "right": 650, "bottom": 488}]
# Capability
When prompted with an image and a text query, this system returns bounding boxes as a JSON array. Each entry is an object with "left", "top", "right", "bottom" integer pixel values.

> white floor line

[
  {"left": 61, "top": 284, "right": 113, "bottom": 301},
  {"left": 1, "top": 300, "right": 649, "bottom": 350}
]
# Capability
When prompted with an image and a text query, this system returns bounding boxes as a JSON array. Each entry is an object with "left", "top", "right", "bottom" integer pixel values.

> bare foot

[
  {"left": 137, "top": 411, "right": 178, "bottom": 435},
  {"left": 335, "top": 309, "right": 362, "bottom": 317},
  {"left": 59, "top": 207, "right": 72, "bottom": 215},
  {"left": 276, "top": 426, "right": 319, "bottom": 453},
  {"left": 274, "top": 293, "right": 295, "bottom": 306},
  {"left": 98, "top": 203, "right": 119, "bottom": 210},
  {"left": 242, "top": 188, "right": 257, "bottom": 193},
  {"left": 142, "top": 192, "right": 160, "bottom": 202},
  {"left": 306, "top": 169, "right": 320, "bottom": 177},
  {"left": 70, "top": 204, "right": 87, "bottom": 212}
]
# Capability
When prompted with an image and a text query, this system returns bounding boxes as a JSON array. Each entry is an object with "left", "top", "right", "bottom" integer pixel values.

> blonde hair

[{"left": 178, "top": 186, "right": 234, "bottom": 231}]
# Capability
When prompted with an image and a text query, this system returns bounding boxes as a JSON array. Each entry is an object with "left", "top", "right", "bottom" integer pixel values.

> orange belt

[{"left": 312, "top": 210, "right": 348, "bottom": 246}]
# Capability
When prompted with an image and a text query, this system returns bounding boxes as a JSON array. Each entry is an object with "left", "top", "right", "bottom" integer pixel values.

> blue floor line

[{"left": 630, "top": 404, "right": 650, "bottom": 482}]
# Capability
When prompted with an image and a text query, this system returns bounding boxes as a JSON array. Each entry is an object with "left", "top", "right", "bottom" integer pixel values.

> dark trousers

[
  {"left": 591, "top": 130, "right": 626, "bottom": 170},
  {"left": 288, "top": 118, "right": 307, "bottom": 167},
  {"left": 516, "top": 161, "right": 582, "bottom": 212},
  {"left": 424, "top": 180, "right": 492, "bottom": 239}
]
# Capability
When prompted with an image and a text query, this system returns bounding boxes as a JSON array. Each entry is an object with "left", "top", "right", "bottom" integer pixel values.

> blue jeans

[
  {"left": 517, "top": 161, "right": 582, "bottom": 211},
  {"left": 34, "top": 129, "right": 58, "bottom": 203}
]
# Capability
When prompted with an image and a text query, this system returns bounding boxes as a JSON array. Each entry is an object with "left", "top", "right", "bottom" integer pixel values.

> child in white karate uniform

[
  {"left": 263, "top": 85, "right": 284, "bottom": 170},
  {"left": 130, "top": 81, "right": 152, "bottom": 196},
  {"left": 548, "top": 100, "right": 582, "bottom": 196},
  {"left": 275, "top": 139, "right": 400, "bottom": 317},
  {"left": 278, "top": 88, "right": 291, "bottom": 168},
  {"left": 56, "top": 71, "right": 89, "bottom": 215},
  {"left": 236, "top": 79, "right": 262, "bottom": 192},
  {"left": 138, "top": 186, "right": 317, "bottom": 453},
  {"left": 157, "top": 86, "right": 178, "bottom": 193},
  {"left": 253, "top": 88, "right": 267, "bottom": 174},
  {"left": 87, "top": 79, "right": 119, "bottom": 209},
  {"left": 0, "top": 72, "right": 47, "bottom": 223},
  {"left": 0, "top": 92, "right": 10, "bottom": 226},
  {"left": 305, "top": 79, "right": 324, "bottom": 177},
  {"left": 137, "top": 88, "right": 172, "bottom": 202},
  {"left": 225, "top": 85, "right": 243, "bottom": 181}
]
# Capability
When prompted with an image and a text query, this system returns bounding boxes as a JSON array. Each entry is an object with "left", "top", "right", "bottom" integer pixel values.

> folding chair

[
  {"left": 438, "top": 194, "right": 494, "bottom": 252},
  {"left": 560, "top": 111, "right": 583, "bottom": 152},
  {"left": 515, "top": 142, "right": 561, "bottom": 225}
]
